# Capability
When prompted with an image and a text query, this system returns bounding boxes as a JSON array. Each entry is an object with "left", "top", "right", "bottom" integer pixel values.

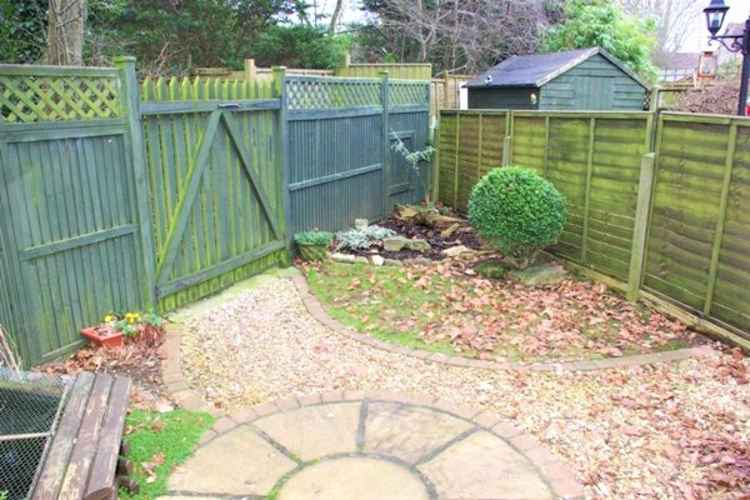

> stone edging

[
  {"left": 160, "top": 323, "right": 220, "bottom": 415},
  {"left": 197, "top": 391, "right": 585, "bottom": 499},
  {"left": 291, "top": 274, "right": 715, "bottom": 372}
]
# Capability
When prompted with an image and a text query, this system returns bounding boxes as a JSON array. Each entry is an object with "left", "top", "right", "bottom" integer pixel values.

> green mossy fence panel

[
  {"left": 435, "top": 110, "right": 508, "bottom": 209},
  {"left": 585, "top": 117, "right": 648, "bottom": 280},
  {"left": 509, "top": 114, "right": 546, "bottom": 175},
  {"left": 285, "top": 76, "right": 430, "bottom": 235},
  {"left": 0, "top": 124, "right": 145, "bottom": 364},
  {"left": 643, "top": 114, "right": 750, "bottom": 333},
  {"left": 437, "top": 112, "right": 458, "bottom": 206},
  {"left": 0, "top": 65, "right": 149, "bottom": 365},
  {"left": 711, "top": 124, "right": 750, "bottom": 329},
  {"left": 643, "top": 117, "right": 729, "bottom": 312}
]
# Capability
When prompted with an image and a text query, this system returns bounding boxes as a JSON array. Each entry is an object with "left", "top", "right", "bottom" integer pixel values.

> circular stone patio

[{"left": 160, "top": 392, "right": 583, "bottom": 499}]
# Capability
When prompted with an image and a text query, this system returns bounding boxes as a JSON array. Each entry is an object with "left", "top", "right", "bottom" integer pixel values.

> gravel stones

[{"left": 178, "top": 274, "right": 750, "bottom": 499}]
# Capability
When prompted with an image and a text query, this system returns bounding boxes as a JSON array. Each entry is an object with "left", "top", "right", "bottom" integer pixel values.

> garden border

[{"left": 290, "top": 274, "right": 715, "bottom": 372}]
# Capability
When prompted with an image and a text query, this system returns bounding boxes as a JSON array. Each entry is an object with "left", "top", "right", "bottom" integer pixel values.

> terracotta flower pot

[{"left": 81, "top": 325, "right": 124, "bottom": 348}]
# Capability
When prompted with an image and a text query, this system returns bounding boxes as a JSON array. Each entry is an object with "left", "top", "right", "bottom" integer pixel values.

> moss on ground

[
  {"left": 306, "top": 262, "right": 457, "bottom": 355},
  {"left": 120, "top": 409, "right": 215, "bottom": 499}
]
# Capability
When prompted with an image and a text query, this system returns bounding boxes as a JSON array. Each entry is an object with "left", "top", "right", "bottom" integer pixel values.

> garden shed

[{"left": 465, "top": 47, "right": 648, "bottom": 111}]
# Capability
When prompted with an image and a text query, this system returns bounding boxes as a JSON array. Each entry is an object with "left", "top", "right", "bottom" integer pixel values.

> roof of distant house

[
  {"left": 655, "top": 52, "right": 701, "bottom": 70},
  {"left": 464, "top": 47, "right": 648, "bottom": 90}
]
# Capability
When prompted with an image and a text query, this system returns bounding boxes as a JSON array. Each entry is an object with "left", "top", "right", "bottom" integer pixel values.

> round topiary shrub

[{"left": 468, "top": 166, "right": 567, "bottom": 269}]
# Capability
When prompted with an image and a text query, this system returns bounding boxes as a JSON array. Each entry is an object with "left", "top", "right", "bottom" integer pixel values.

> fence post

[
  {"left": 432, "top": 117, "right": 440, "bottom": 203},
  {"left": 627, "top": 152, "right": 656, "bottom": 301},
  {"left": 502, "top": 111, "right": 512, "bottom": 166},
  {"left": 542, "top": 115, "right": 551, "bottom": 177},
  {"left": 453, "top": 111, "right": 461, "bottom": 208},
  {"left": 477, "top": 113, "right": 483, "bottom": 180},
  {"left": 114, "top": 56, "right": 157, "bottom": 309},
  {"left": 380, "top": 71, "right": 390, "bottom": 215},
  {"left": 272, "top": 66, "right": 291, "bottom": 250},
  {"left": 245, "top": 58, "right": 257, "bottom": 81},
  {"left": 704, "top": 122, "right": 738, "bottom": 316},
  {"left": 581, "top": 117, "right": 596, "bottom": 264}
]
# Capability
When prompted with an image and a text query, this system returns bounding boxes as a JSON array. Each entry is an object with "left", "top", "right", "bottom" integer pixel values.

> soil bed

[
  {"left": 344, "top": 212, "right": 484, "bottom": 261},
  {"left": 305, "top": 258, "right": 707, "bottom": 363}
]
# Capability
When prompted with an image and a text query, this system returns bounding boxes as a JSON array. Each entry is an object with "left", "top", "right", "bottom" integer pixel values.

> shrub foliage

[
  {"left": 294, "top": 230, "right": 334, "bottom": 246},
  {"left": 468, "top": 167, "right": 567, "bottom": 268}
]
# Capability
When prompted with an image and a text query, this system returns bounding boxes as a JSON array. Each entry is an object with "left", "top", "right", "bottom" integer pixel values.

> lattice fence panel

[
  {"left": 0, "top": 74, "right": 121, "bottom": 123},
  {"left": 389, "top": 80, "right": 430, "bottom": 107},
  {"left": 287, "top": 77, "right": 381, "bottom": 110}
]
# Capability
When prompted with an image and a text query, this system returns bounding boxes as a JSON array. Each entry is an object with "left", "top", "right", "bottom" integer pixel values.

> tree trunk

[
  {"left": 47, "top": 0, "right": 87, "bottom": 65},
  {"left": 328, "top": 0, "right": 344, "bottom": 35}
]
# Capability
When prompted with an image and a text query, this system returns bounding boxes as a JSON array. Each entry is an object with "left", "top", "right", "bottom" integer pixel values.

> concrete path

[{"left": 160, "top": 392, "right": 583, "bottom": 499}]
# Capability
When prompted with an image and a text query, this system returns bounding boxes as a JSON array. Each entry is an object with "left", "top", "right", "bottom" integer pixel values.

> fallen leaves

[
  {"left": 141, "top": 451, "right": 166, "bottom": 483},
  {"left": 325, "top": 256, "right": 700, "bottom": 363}
]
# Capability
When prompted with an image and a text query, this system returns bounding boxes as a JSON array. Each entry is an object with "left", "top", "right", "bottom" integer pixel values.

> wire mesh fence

[{"left": 0, "top": 369, "right": 69, "bottom": 500}]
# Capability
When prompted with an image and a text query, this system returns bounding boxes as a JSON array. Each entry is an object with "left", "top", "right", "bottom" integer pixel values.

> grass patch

[
  {"left": 307, "top": 262, "right": 458, "bottom": 355},
  {"left": 120, "top": 409, "right": 215, "bottom": 499}
]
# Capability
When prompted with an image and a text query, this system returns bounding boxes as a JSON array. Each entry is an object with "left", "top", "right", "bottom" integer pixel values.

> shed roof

[{"left": 465, "top": 47, "right": 649, "bottom": 90}]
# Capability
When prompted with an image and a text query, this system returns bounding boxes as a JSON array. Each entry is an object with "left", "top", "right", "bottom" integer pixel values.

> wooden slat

[
  {"left": 32, "top": 372, "right": 95, "bottom": 500},
  {"left": 85, "top": 376, "right": 131, "bottom": 500},
  {"left": 58, "top": 374, "right": 114, "bottom": 500}
]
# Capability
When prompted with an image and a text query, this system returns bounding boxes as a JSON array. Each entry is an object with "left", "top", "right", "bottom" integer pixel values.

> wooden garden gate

[{"left": 140, "top": 89, "right": 287, "bottom": 312}]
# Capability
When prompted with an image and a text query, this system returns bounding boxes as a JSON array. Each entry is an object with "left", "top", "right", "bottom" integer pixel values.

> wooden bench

[{"left": 31, "top": 372, "right": 134, "bottom": 500}]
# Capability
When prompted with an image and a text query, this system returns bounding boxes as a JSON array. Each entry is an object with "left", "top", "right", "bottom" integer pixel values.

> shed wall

[
  {"left": 539, "top": 54, "right": 645, "bottom": 110},
  {"left": 468, "top": 87, "right": 538, "bottom": 110}
]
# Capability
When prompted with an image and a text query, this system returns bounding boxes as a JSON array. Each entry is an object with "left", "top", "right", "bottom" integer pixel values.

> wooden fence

[
  {"left": 285, "top": 75, "right": 431, "bottom": 235},
  {"left": 436, "top": 109, "right": 749, "bottom": 340},
  {"left": 0, "top": 60, "right": 430, "bottom": 366}
]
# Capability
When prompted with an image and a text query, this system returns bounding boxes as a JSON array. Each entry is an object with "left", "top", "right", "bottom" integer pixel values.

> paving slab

[
  {"left": 253, "top": 402, "right": 360, "bottom": 461},
  {"left": 277, "top": 456, "right": 430, "bottom": 500},
  {"left": 364, "top": 401, "right": 473, "bottom": 464},
  {"left": 418, "top": 430, "right": 554, "bottom": 500},
  {"left": 164, "top": 393, "right": 582, "bottom": 499},
  {"left": 168, "top": 425, "right": 296, "bottom": 496}
]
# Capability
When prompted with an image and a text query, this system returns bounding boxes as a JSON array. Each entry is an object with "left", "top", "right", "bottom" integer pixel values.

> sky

[
  {"left": 685, "top": 0, "right": 749, "bottom": 52},
  {"left": 315, "top": 0, "right": 749, "bottom": 54}
]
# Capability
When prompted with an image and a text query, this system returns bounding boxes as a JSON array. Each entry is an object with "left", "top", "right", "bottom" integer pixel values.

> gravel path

[{"left": 180, "top": 274, "right": 750, "bottom": 499}]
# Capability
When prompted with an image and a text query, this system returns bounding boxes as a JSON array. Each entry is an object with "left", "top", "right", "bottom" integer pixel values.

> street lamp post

[{"left": 704, "top": 0, "right": 750, "bottom": 116}]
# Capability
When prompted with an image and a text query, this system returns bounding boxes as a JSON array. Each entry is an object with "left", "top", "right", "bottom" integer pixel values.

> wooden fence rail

[{"left": 436, "top": 109, "right": 750, "bottom": 342}]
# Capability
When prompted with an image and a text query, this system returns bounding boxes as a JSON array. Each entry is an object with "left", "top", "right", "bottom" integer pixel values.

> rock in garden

[
  {"left": 383, "top": 258, "right": 403, "bottom": 266},
  {"left": 440, "top": 223, "right": 461, "bottom": 239},
  {"left": 442, "top": 245, "right": 472, "bottom": 258},
  {"left": 331, "top": 252, "right": 357, "bottom": 263},
  {"left": 510, "top": 263, "right": 569, "bottom": 286},
  {"left": 406, "top": 239, "right": 431, "bottom": 252},
  {"left": 371, "top": 255, "right": 385, "bottom": 266},
  {"left": 354, "top": 218, "right": 369, "bottom": 230},
  {"left": 383, "top": 236, "right": 410, "bottom": 252},
  {"left": 405, "top": 257, "right": 432, "bottom": 266}
]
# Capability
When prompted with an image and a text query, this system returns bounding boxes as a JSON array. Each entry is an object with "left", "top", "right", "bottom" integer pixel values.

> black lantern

[
  {"left": 704, "top": 0, "right": 730, "bottom": 36},
  {"left": 704, "top": 1, "right": 750, "bottom": 116}
]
